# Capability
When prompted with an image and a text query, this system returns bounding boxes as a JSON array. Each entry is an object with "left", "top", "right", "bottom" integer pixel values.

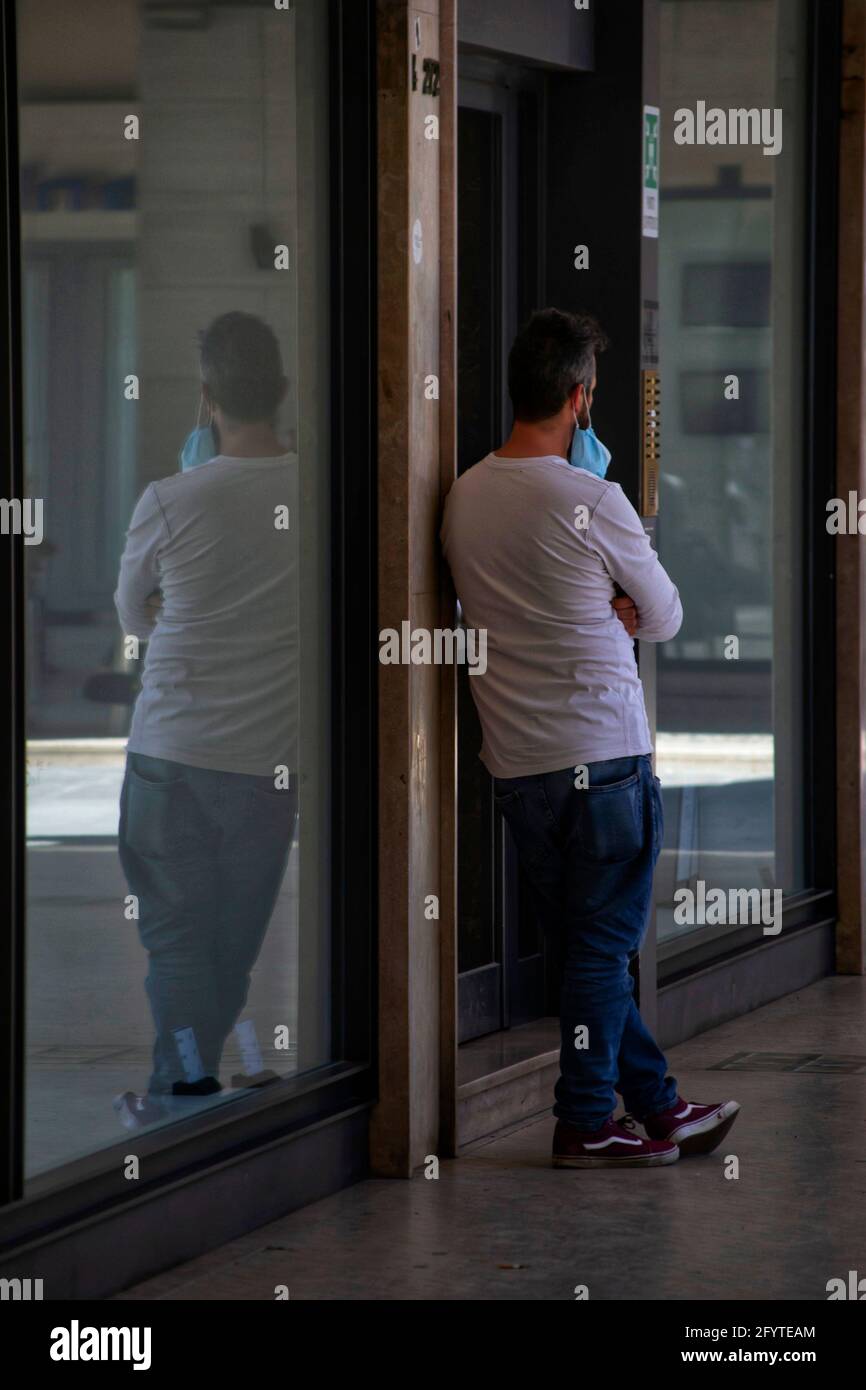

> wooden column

[{"left": 371, "top": 0, "right": 444, "bottom": 1175}]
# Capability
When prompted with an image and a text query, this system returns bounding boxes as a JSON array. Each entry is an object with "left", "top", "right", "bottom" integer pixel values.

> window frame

[
  {"left": 0, "top": 0, "right": 377, "bottom": 1229},
  {"left": 655, "top": 0, "right": 840, "bottom": 982}
]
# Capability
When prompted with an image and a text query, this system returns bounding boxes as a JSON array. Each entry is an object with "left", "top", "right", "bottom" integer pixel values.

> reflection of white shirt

[
  {"left": 115, "top": 454, "right": 298, "bottom": 777},
  {"left": 441, "top": 453, "right": 682, "bottom": 779}
]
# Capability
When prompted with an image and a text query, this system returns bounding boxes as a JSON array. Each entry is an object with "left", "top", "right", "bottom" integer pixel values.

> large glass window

[
  {"left": 656, "top": 0, "right": 808, "bottom": 957},
  {"left": 18, "top": 0, "right": 333, "bottom": 1182}
]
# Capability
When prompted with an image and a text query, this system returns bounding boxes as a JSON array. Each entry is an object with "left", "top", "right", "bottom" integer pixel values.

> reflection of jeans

[
  {"left": 118, "top": 752, "right": 297, "bottom": 1095},
  {"left": 492, "top": 755, "right": 678, "bottom": 1131}
]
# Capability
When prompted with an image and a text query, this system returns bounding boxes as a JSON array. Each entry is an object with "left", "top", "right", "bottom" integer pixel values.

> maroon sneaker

[
  {"left": 641, "top": 1098, "right": 740, "bottom": 1155},
  {"left": 112, "top": 1091, "right": 166, "bottom": 1130},
  {"left": 552, "top": 1116, "right": 679, "bottom": 1168}
]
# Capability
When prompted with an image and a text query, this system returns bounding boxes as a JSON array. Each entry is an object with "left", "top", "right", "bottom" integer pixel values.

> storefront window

[
  {"left": 18, "top": 0, "right": 332, "bottom": 1181},
  {"left": 656, "top": 0, "right": 808, "bottom": 954}
]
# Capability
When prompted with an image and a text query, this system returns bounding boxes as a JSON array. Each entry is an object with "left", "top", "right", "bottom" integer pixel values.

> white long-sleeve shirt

[
  {"left": 115, "top": 453, "right": 298, "bottom": 777},
  {"left": 440, "top": 452, "right": 682, "bottom": 778}
]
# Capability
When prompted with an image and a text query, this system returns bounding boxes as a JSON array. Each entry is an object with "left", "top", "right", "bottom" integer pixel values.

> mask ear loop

[{"left": 196, "top": 392, "right": 213, "bottom": 430}]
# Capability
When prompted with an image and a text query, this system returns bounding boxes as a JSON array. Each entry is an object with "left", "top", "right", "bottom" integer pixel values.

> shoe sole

[
  {"left": 552, "top": 1147, "right": 679, "bottom": 1169},
  {"left": 668, "top": 1101, "right": 741, "bottom": 1155}
]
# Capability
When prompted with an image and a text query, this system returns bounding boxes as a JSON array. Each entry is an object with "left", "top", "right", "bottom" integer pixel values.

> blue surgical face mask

[
  {"left": 569, "top": 399, "right": 612, "bottom": 479},
  {"left": 178, "top": 397, "right": 219, "bottom": 471}
]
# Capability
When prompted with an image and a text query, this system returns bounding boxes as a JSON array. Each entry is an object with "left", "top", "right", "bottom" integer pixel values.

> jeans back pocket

[
  {"left": 124, "top": 764, "right": 201, "bottom": 861},
  {"left": 578, "top": 772, "right": 644, "bottom": 864}
]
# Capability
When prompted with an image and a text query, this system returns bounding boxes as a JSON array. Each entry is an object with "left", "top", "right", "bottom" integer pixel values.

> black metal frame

[
  {"left": 455, "top": 91, "right": 503, "bottom": 1041},
  {"left": 0, "top": 0, "right": 377, "bottom": 1237},
  {"left": 0, "top": 0, "right": 25, "bottom": 1208},
  {"left": 328, "top": 0, "right": 378, "bottom": 1069}
]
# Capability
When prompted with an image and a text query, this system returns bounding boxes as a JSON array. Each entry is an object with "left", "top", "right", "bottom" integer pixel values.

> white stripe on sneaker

[{"left": 585, "top": 1134, "right": 643, "bottom": 1150}]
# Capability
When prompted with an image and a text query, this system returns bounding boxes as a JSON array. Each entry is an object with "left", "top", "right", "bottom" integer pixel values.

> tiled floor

[{"left": 117, "top": 974, "right": 866, "bottom": 1301}]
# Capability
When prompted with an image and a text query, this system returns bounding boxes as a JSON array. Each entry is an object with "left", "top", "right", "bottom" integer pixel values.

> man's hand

[{"left": 612, "top": 593, "right": 638, "bottom": 637}]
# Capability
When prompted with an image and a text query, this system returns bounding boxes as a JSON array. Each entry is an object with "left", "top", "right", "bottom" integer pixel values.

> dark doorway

[{"left": 456, "top": 60, "right": 553, "bottom": 1042}]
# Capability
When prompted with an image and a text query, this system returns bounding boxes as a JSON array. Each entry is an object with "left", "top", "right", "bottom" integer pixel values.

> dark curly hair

[{"left": 508, "top": 308, "right": 609, "bottom": 422}]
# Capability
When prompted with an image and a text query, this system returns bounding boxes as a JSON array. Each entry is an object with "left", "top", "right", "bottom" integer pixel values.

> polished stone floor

[{"left": 118, "top": 974, "right": 866, "bottom": 1302}]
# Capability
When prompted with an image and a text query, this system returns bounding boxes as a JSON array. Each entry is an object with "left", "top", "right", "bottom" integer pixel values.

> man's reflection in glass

[{"left": 113, "top": 312, "right": 298, "bottom": 1127}]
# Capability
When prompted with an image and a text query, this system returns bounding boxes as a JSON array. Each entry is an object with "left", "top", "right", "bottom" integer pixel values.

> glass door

[{"left": 655, "top": 0, "right": 820, "bottom": 970}]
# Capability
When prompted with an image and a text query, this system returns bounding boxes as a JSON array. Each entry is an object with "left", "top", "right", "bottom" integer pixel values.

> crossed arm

[
  {"left": 588, "top": 486, "right": 682, "bottom": 644},
  {"left": 611, "top": 587, "right": 639, "bottom": 637}
]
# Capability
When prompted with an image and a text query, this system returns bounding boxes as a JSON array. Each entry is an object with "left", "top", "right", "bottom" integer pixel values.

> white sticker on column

[{"left": 412, "top": 218, "right": 423, "bottom": 265}]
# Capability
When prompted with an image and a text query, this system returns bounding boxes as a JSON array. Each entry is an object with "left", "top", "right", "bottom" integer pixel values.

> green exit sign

[{"left": 643, "top": 105, "right": 660, "bottom": 238}]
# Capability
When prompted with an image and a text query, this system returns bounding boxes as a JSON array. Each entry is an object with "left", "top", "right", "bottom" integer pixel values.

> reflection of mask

[
  {"left": 569, "top": 401, "right": 612, "bottom": 479},
  {"left": 179, "top": 425, "right": 217, "bottom": 471},
  {"left": 178, "top": 397, "right": 218, "bottom": 471}
]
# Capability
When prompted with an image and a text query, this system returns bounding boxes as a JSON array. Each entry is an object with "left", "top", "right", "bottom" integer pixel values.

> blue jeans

[
  {"left": 492, "top": 754, "right": 677, "bottom": 1131},
  {"left": 118, "top": 752, "right": 297, "bottom": 1095}
]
